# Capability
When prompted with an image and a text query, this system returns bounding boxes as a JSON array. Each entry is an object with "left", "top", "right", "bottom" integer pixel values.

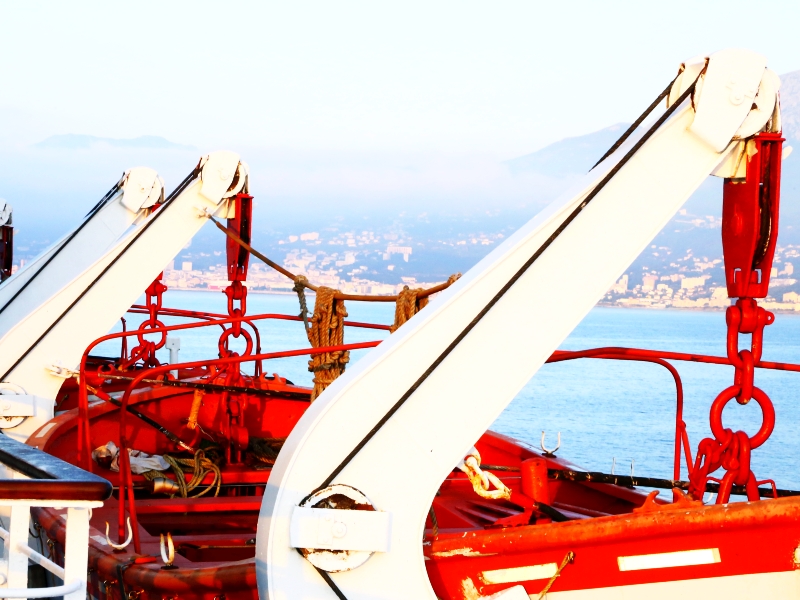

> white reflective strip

[
  {"left": 31, "top": 422, "right": 57, "bottom": 439},
  {"left": 618, "top": 548, "right": 721, "bottom": 571},
  {"left": 482, "top": 562, "right": 558, "bottom": 584}
]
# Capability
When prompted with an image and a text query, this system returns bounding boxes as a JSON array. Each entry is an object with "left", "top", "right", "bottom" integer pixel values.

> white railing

[{"left": 0, "top": 435, "right": 111, "bottom": 600}]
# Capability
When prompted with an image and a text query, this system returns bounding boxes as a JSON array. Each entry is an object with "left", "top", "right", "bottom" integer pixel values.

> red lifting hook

[{"left": 688, "top": 132, "right": 784, "bottom": 504}]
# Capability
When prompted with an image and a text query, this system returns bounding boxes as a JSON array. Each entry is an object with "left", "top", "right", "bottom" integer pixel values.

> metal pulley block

[
  {"left": 0, "top": 383, "right": 38, "bottom": 429},
  {"left": 722, "top": 132, "right": 784, "bottom": 299},
  {"left": 226, "top": 193, "right": 253, "bottom": 282}
]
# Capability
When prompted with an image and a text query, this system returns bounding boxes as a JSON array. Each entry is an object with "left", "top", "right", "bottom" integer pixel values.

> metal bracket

[{"left": 290, "top": 506, "right": 392, "bottom": 553}]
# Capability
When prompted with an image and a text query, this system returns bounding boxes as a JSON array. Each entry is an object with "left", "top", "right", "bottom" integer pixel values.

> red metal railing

[
  {"left": 79, "top": 309, "right": 800, "bottom": 551},
  {"left": 548, "top": 348, "right": 689, "bottom": 483},
  {"left": 547, "top": 346, "right": 798, "bottom": 496},
  {"left": 77, "top": 310, "right": 390, "bottom": 473},
  {"left": 112, "top": 341, "right": 381, "bottom": 552},
  {"left": 76, "top": 307, "right": 389, "bottom": 552}
]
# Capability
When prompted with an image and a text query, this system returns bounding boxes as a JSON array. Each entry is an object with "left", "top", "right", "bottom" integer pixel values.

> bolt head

[{"left": 332, "top": 521, "right": 347, "bottom": 538}]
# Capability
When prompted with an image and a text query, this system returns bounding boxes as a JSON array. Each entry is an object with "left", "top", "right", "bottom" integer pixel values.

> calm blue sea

[{"left": 97, "top": 290, "right": 800, "bottom": 494}]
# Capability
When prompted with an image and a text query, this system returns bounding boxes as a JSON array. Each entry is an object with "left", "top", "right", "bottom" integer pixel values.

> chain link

[
  {"left": 218, "top": 280, "right": 253, "bottom": 359},
  {"left": 119, "top": 276, "right": 168, "bottom": 370},
  {"left": 688, "top": 298, "right": 777, "bottom": 503}
]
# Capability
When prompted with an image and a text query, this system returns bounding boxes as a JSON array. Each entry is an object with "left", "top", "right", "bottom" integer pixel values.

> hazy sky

[
  {"left": 2, "top": 0, "right": 800, "bottom": 158},
  {"left": 2, "top": 0, "right": 800, "bottom": 241}
]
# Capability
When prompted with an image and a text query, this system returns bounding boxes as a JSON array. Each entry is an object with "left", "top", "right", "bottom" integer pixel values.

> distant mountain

[
  {"left": 505, "top": 123, "right": 628, "bottom": 176},
  {"left": 498, "top": 68, "right": 800, "bottom": 289},
  {"left": 35, "top": 134, "right": 195, "bottom": 151},
  {"left": 10, "top": 71, "right": 800, "bottom": 285},
  {"left": 506, "top": 70, "right": 800, "bottom": 180}
]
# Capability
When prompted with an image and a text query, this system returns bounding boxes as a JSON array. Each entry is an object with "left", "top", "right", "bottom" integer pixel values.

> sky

[
  {"left": 3, "top": 0, "right": 800, "bottom": 155},
  {"left": 1, "top": 0, "right": 800, "bottom": 237}
]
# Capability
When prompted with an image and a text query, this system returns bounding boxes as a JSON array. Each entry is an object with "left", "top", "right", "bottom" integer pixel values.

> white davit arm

[
  {"left": 258, "top": 49, "right": 781, "bottom": 599},
  {"left": 0, "top": 168, "right": 164, "bottom": 340},
  {"left": 0, "top": 151, "right": 248, "bottom": 441}
]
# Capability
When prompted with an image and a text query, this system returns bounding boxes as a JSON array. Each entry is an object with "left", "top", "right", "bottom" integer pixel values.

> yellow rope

[
  {"left": 306, "top": 286, "right": 349, "bottom": 401},
  {"left": 537, "top": 551, "right": 574, "bottom": 599},
  {"left": 162, "top": 449, "right": 222, "bottom": 498}
]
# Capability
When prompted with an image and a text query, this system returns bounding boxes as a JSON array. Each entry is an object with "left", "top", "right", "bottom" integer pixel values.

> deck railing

[
  {"left": 74, "top": 306, "right": 388, "bottom": 553},
  {"left": 0, "top": 434, "right": 112, "bottom": 600}
]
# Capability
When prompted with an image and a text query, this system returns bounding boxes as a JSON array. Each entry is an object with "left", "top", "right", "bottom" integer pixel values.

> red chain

[
  {"left": 688, "top": 298, "right": 777, "bottom": 503},
  {"left": 218, "top": 280, "right": 253, "bottom": 359},
  {"left": 118, "top": 276, "right": 168, "bottom": 369}
]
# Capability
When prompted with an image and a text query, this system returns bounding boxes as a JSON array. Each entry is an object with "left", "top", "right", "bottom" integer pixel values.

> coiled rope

[
  {"left": 144, "top": 449, "right": 222, "bottom": 498},
  {"left": 391, "top": 273, "right": 461, "bottom": 333},
  {"left": 306, "top": 287, "right": 349, "bottom": 401},
  {"left": 391, "top": 287, "right": 429, "bottom": 333},
  {"left": 248, "top": 437, "right": 287, "bottom": 467}
]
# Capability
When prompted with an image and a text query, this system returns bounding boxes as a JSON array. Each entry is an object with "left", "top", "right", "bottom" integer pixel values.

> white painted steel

[
  {"left": 5, "top": 504, "right": 29, "bottom": 599},
  {"left": 0, "top": 392, "right": 36, "bottom": 418},
  {"left": 0, "top": 525, "right": 67, "bottom": 580},
  {"left": 0, "top": 152, "right": 247, "bottom": 441},
  {"left": 0, "top": 168, "right": 163, "bottom": 440},
  {"left": 0, "top": 502, "right": 102, "bottom": 600},
  {"left": 0, "top": 580, "right": 82, "bottom": 599},
  {"left": 62, "top": 507, "right": 90, "bottom": 600},
  {"left": 258, "top": 49, "right": 780, "bottom": 599},
  {"left": 0, "top": 167, "right": 163, "bottom": 329},
  {"left": 689, "top": 49, "right": 767, "bottom": 151},
  {"left": 166, "top": 336, "right": 181, "bottom": 379},
  {"left": 14, "top": 540, "right": 66, "bottom": 580},
  {"left": 290, "top": 507, "right": 392, "bottom": 552}
]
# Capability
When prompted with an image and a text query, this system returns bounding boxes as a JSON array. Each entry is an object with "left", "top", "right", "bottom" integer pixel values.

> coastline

[{"left": 167, "top": 287, "right": 800, "bottom": 317}]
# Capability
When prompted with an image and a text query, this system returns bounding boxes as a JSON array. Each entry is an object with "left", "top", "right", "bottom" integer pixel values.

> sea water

[{"left": 97, "top": 290, "right": 800, "bottom": 493}]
